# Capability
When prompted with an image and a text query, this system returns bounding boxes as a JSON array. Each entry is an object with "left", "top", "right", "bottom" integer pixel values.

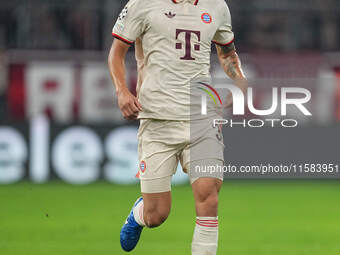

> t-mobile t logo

[{"left": 175, "top": 29, "right": 201, "bottom": 60}]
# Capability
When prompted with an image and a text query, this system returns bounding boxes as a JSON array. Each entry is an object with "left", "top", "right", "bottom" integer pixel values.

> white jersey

[{"left": 112, "top": 0, "right": 234, "bottom": 120}]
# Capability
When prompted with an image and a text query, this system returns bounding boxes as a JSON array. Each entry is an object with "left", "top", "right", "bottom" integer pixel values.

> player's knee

[
  {"left": 204, "top": 193, "right": 219, "bottom": 210},
  {"left": 144, "top": 210, "right": 169, "bottom": 228},
  {"left": 196, "top": 189, "right": 219, "bottom": 211}
]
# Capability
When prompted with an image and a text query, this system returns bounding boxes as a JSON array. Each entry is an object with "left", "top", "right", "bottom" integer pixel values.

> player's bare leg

[
  {"left": 141, "top": 191, "right": 171, "bottom": 228},
  {"left": 120, "top": 191, "right": 171, "bottom": 252},
  {"left": 191, "top": 178, "right": 223, "bottom": 255}
]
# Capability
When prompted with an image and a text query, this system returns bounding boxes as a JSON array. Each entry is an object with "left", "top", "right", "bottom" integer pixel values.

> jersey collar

[{"left": 172, "top": 0, "right": 199, "bottom": 5}]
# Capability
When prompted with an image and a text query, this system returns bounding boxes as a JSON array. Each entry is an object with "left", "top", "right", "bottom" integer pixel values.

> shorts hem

[
  {"left": 184, "top": 158, "right": 224, "bottom": 169},
  {"left": 190, "top": 176, "right": 224, "bottom": 185},
  {"left": 139, "top": 174, "right": 174, "bottom": 181},
  {"left": 140, "top": 175, "right": 172, "bottom": 193}
]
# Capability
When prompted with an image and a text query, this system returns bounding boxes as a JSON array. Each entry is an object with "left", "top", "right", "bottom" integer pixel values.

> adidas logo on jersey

[{"left": 165, "top": 11, "right": 176, "bottom": 18}]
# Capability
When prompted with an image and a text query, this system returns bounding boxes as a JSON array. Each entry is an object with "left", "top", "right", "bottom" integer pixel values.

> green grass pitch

[{"left": 1, "top": 181, "right": 340, "bottom": 255}]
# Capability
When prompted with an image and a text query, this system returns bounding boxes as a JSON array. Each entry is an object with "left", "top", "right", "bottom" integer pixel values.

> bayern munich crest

[
  {"left": 201, "top": 13, "right": 212, "bottom": 24},
  {"left": 140, "top": 161, "right": 146, "bottom": 173}
]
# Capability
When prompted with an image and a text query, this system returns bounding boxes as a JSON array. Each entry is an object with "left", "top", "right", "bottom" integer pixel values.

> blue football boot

[{"left": 120, "top": 197, "right": 144, "bottom": 252}]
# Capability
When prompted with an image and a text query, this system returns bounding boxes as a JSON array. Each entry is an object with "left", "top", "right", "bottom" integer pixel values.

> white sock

[
  {"left": 191, "top": 217, "right": 219, "bottom": 255},
  {"left": 133, "top": 200, "right": 146, "bottom": 227}
]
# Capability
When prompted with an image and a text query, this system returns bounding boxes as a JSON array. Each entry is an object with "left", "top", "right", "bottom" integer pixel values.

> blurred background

[
  {"left": 1, "top": 0, "right": 340, "bottom": 184},
  {"left": 0, "top": 1, "right": 340, "bottom": 254}
]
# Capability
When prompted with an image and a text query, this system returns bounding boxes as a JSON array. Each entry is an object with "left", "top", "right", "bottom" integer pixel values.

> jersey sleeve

[
  {"left": 112, "top": 0, "right": 145, "bottom": 44},
  {"left": 212, "top": 3, "right": 234, "bottom": 46}
]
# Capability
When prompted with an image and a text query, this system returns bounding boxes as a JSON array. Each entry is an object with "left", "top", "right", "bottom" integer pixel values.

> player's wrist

[{"left": 116, "top": 85, "right": 129, "bottom": 96}]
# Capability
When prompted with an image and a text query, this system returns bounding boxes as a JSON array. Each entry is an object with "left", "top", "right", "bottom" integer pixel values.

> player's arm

[
  {"left": 108, "top": 39, "right": 142, "bottom": 120},
  {"left": 216, "top": 43, "right": 248, "bottom": 107}
]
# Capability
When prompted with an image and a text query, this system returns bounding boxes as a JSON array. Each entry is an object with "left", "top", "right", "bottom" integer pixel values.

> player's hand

[{"left": 117, "top": 87, "right": 142, "bottom": 120}]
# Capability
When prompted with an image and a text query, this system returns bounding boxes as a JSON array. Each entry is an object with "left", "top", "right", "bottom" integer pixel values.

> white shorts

[{"left": 137, "top": 119, "right": 224, "bottom": 193}]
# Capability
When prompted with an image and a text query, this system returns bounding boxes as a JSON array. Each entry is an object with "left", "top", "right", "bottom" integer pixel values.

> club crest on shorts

[
  {"left": 139, "top": 161, "right": 146, "bottom": 173},
  {"left": 201, "top": 13, "right": 212, "bottom": 24}
]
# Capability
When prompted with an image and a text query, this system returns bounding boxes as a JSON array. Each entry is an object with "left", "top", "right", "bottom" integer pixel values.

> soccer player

[{"left": 108, "top": 0, "right": 247, "bottom": 254}]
